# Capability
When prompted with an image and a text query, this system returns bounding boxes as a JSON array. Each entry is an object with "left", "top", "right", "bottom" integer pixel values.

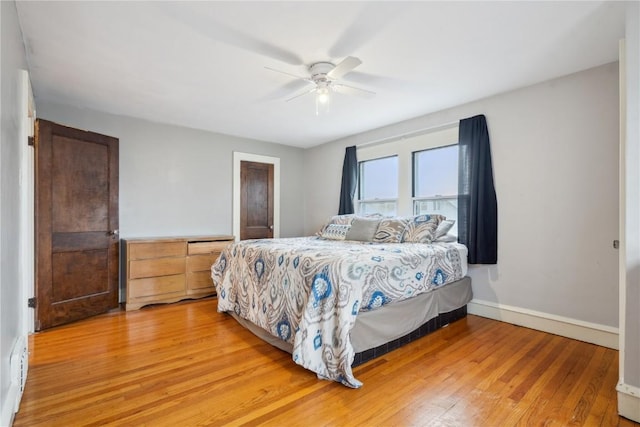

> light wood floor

[{"left": 13, "top": 298, "right": 637, "bottom": 427}]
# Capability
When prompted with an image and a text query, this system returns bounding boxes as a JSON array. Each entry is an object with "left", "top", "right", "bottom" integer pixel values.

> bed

[{"left": 211, "top": 214, "right": 471, "bottom": 388}]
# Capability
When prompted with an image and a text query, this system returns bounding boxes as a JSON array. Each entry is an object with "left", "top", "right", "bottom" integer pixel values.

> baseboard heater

[{"left": 10, "top": 336, "right": 28, "bottom": 412}]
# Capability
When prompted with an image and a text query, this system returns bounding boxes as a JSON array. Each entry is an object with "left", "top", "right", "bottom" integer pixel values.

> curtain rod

[{"left": 356, "top": 120, "right": 459, "bottom": 149}]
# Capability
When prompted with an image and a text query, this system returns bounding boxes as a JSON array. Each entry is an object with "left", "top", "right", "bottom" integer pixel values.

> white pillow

[
  {"left": 434, "top": 233, "right": 457, "bottom": 243},
  {"left": 435, "top": 219, "right": 455, "bottom": 239}
]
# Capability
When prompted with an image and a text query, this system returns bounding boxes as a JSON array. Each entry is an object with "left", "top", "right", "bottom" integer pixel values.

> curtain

[
  {"left": 458, "top": 115, "right": 498, "bottom": 264},
  {"left": 338, "top": 146, "right": 358, "bottom": 215}
]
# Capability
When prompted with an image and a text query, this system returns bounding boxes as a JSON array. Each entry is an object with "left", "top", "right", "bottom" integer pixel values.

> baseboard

[
  {"left": 617, "top": 383, "right": 640, "bottom": 423},
  {"left": 467, "top": 299, "right": 619, "bottom": 350},
  {"left": 0, "top": 384, "right": 18, "bottom": 427}
]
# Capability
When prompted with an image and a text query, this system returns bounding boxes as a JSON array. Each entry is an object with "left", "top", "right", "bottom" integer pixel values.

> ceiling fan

[{"left": 265, "top": 56, "right": 375, "bottom": 112}]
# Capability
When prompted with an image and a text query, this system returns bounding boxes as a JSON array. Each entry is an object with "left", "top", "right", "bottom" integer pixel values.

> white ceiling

[{"left": 15, "top": 1, "right": 626, "bottom": 148}]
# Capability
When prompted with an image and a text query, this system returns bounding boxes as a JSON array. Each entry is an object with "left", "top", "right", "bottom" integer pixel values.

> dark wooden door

[
  {"left": 240, "top": 161, "right": 274, "bottom": 240},
  {"left": 35, "top": 119, "right": 119, "bottom": 330}
]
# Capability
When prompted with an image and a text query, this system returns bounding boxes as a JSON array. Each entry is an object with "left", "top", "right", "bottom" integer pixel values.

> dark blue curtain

[
  {"left": 458, "top": 115, "right": 498, "bottom": 264},
  {"left": 338, "top": 146, "right": 358, "bottom": 215}
]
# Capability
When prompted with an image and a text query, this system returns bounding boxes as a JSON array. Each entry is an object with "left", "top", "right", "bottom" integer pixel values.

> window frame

[{"left": 356, "top": 125, "right": 459, "bottom": 217}]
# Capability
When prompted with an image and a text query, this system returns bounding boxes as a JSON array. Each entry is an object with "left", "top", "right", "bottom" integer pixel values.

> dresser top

[{"left": 123, "top": 235, "right": 235, "bottom": 244}]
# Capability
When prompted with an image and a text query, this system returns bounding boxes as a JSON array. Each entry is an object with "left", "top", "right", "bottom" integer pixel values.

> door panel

[
  {"left": 36, "top": 119, "right": 119, "bottom": 330},
  {"left": 51, "top": 250, "right": 109, "bottom": 300},
  {"left": 240, "top": 161, "right": 274, "bottom": 240},
  {"left": 51, "top": 136, "right": 109, "bottom": 231}
]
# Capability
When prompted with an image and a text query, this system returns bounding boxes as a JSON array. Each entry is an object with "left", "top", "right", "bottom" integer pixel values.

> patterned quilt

[{"left": 211, "top": 237, "right": 467, "bottom": 388}]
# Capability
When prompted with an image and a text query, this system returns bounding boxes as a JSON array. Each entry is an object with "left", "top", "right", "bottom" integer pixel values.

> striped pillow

[{"left": 321, "top": 223, "right": 351, "bottom": 240}]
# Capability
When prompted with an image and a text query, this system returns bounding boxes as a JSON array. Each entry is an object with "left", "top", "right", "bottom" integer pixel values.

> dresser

[{"left": 123, "top": 235, "right": 234, "bottom": 311}]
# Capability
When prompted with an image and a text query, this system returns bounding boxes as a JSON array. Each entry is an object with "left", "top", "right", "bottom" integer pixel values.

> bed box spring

[
  {"left": 228, "top": 275, "right": 472, "bottom": 368},
  {"left": 351, "top": 305, "right": 467, "bottom": 367}
]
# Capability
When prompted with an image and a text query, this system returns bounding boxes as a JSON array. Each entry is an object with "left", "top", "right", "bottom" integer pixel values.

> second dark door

[{"left": 240, "top": 161, "right": 274, "bottom": 240}]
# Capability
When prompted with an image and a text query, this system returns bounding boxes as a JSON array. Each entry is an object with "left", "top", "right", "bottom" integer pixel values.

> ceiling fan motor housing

[{"left": 309, "top": 62, "right": 335, "bottom": 82}]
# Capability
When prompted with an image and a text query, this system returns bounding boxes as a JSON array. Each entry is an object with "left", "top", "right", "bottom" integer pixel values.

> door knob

[
  {"left": 108, "top": 229, "right": 119, "bottom": 236},
  {"left": 269, "top": 225, "right": 274, "bottom": 230}
]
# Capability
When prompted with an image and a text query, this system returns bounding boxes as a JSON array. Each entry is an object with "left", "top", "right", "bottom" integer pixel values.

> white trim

[
  {"left": 232, "top": 152, "right": 280, "bottom": 241},
  {"left": 618, "top": 36, "right": 628, "bottom": 391},
  {"left": 19, "top": 70, "right": 35, "bottom": 336},
  {"left": 617, "top": 383, "right": 640, "bottom": 423},
  {"left": 467, "top": 299, "right": 619, "bottom": 350},
  {"left": 356, "top": 121, "right": 459, "bottom": 149}
]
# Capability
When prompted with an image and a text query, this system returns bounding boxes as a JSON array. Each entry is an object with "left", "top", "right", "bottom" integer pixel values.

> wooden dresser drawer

[
  {"left": 129, "top": 257, "right": 185, "bottom": 279},
  {"left": 128, "top": 274, "right": 185, "bottom": 299},
  {"left": 186, "top": 254, "right": 217, "bottom": 272},
  {"left": 187, "top": 271, "right": 215, "bottom": 292},
  {"left": 130, "top": 241, "right": 186, "bottom": 260},
  {"left": 188, "top": 241, "right": 231, "bottom": 255}
]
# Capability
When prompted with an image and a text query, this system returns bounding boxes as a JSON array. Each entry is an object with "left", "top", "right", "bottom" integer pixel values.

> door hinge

[
  {"left": 27, "top": 297, "right": 36, "bottom": 308},
  {"left": 27, "top": 136, "right": 34, "bottom": 146}
]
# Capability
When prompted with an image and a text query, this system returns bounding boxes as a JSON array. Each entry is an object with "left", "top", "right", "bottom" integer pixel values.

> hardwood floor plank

[
  {"left": 12, "top": 298, "right": 636, "bottom": 427},
  {"left": 564, "top": 347, "right": 615, "bottom": 425}
]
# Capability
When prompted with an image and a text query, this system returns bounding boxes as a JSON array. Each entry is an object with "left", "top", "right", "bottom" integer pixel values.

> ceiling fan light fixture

[
  {"left": 317, "top": 86, "right": 330, "bottom": 104},
  {"left": 315, "top": 86, "right": 330, "bottom": 115}
]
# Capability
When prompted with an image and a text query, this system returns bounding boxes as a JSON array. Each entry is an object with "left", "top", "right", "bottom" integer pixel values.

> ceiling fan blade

[
  {"left": 155, "top": 3, "right": 303, "bottom": 66},
  {"left": 265, "top": 66, "right": 311, "bottom": 81},
  {"left": 342, "top": 71, "right": 413, "bottom": 91},
  {"left": 327, "top": 56, "right": 362, "bottom": 80},
  {"left": 328, "top": 3, "right": 404, "bottom": 58},
  {"left": 333, "top": 83, "right": 376, "bottom": 98},
  {"left": 286, "top": 87, "right": 317, "bottom": 102},
  {"left": 259, "top": 79, "right": 315, "bottom": 102}
]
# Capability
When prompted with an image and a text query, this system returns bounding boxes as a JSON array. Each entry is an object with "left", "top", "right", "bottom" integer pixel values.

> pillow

[
  {"left": 321, "top": 223, "right": 351, "bottom": 240},
  {"left": 372, "top": 218, "right": 410, "bottom": 243},
  {"left": 434, "top": 233, "right": 457, "bottom": 243},
  {"left": 317, "top": 214, "right": 355, "bottom": 235},
  {"left": 402, "top": 214, "right": 444, "bottom": 243},
  {"left": 435, "top": 219, "right": 455, "bottom": 239},
  {"left": 346, "top": 217, "right": 381, "bottom": 241}
]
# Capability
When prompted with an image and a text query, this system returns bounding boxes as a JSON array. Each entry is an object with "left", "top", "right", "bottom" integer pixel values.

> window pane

[
  {"left": 359, "top": 201, "right": 397, "bottom": 217},
  {"left": 359, "top": 156, "right": 398, "bottom": 200},
  {"left": 414, "top": 145, "right": 458, "bottom": 198},
  {"left": 413, "top": 144, "right": 458, "bottom": 235}
]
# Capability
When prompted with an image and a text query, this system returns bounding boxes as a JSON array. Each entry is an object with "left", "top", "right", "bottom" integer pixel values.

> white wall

[
  {"left": 0, "top": 1, "right": 28, "bottom": 425},
  {"left": 36, "top": 102, "right": 306, "bottom": 240},
  {"left": 305, "top": 63, "right": 620, "bottom": 331}
]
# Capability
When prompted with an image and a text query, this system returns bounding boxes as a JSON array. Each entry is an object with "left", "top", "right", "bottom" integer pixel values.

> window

[
  {"left": 413, "top": 144, "right": 458, "bottom": 235},
  {"left": 356, "top": 126, "right": 459, "bottom": 232},
  {"left": 358, "top": 156, "right": 398, "bottom": 216}
]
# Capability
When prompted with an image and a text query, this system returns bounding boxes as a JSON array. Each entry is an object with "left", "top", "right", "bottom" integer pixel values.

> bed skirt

[
  {"left": 352, "top": 305, "right": 467, "bottom": 366},
  {"left": 228, "top": 276, "right": 472, "bottom": 367}
]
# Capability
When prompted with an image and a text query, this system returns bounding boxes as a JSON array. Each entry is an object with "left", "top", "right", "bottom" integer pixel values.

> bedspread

[{"left": 211, "top": 237, "right": 467, "bottom": 388}]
